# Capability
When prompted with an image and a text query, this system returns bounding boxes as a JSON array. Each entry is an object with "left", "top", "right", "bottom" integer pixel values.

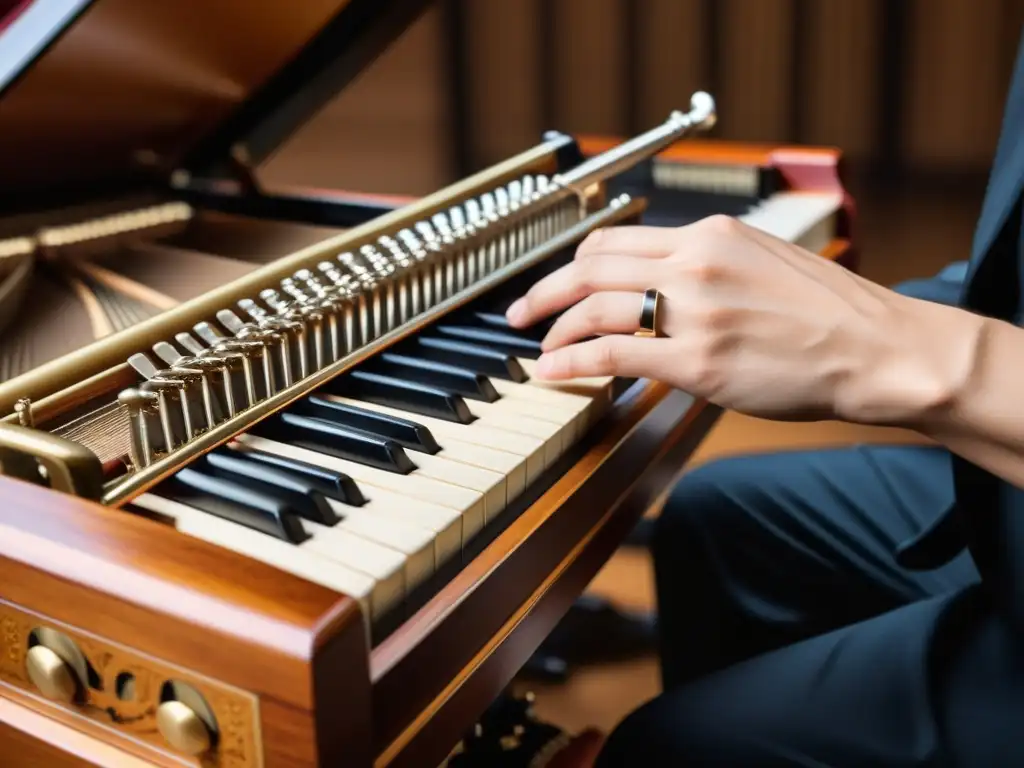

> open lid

[{"left": 0, "top": 0, "right": 433, "bottom": 213}]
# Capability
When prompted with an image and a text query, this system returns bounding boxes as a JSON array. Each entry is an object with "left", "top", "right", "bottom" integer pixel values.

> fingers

[
  {"left": 576, "top": 225, "right": 680, "bottom": 259},
  {"left": 506, "top": 254, "right": 663, "bottom": 328},
  {"left": 540, "top": 291, "right": 649, "bottom": 351},
  {"left": 534, "top": 335, "right": 666, "bottom": 380}
]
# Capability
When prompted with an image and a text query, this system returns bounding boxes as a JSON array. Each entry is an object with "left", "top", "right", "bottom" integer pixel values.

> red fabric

[{"left": 0, "top": 0, "right": 35, "bottom": 33}]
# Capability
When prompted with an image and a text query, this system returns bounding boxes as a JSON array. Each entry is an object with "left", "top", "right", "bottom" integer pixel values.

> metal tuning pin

[
  {"left": 446, "top": 206, "right": 477, "bottom": 286},
  {"left": 395, "top": 229, "right": 435, "bottom": 312},
  {"left": 493, "top": 186, "right": 513, "bottom": 265},
  {"left": 376, "top": 236, "right": 417, "bottom": 322},
  {"left": 118, "top": 387, "right": 162, "bottom": 468},
  {"left": 414, "top": 221, "right": 449, "bottom": 303},
  {"left": 174, "top": 332, "right": 241, "bottom": 419},
  {"left": 236, "top": 298, "right": 301, "bottom": 387},
  {"left": 429, "top": 213, "right": 462, "bottom": 294},
  {"left": 461, "top": 198, "right": 490, "bottom": 281},
  {"left": 152, "top": 341, "right": 225, "bottom": 431},
  {"left": 358, "top": 244, "right": 399, "bottom": 333},
  {"left": 194, "top": 320, "right": 270, "bottom": 407},
  {"left": 127, "top": 353, "right": 196, "bottom": 452},
  {"left": 337, "top": 252, "right": 379, "bottom": 342},
  {"left": 291, "top": 268, "right": 352, "bottom": 364},
  {"left": 317, "top": 260, "right": 363, "bottom": 352}
]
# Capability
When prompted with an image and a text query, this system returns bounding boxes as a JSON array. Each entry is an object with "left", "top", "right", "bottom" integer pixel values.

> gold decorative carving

[{"left": 0, "top": 600, "right": 262, "bottom": 767}]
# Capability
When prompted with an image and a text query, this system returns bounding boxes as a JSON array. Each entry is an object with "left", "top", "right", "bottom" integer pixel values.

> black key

[
  {"left": 323, "top": 370, "right": 475, "bottom": 424},
  {"left": 367, "top": 353, "right": 498, "bottom": 402},
  {"left": 249, "top": 412, "right": 417, "bottom": 473},
  {"left": 460, "top": 309, "right": 554, "bottom": 341},
  {"left": 196, "top": 452, "right": 339, "bottom": 525},
  {"left": 297, "top": 396, "right": 440, "bottom": 454},
  {"left": 162, "top": 469, "right": 310, "bottom": 543},
  {"left": 434, "top": 325, "right": 543, "bottom": 359},
  {"left": 230, "top": 447, "right": 367, "bottom": 506},
  {"left": 410, "top": 336, "right": 528, "bottom": 382}
]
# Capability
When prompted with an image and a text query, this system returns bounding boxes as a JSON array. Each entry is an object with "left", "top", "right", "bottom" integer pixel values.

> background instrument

[{"left": 0, "top": 2, "right": 855, "bottom": 766}]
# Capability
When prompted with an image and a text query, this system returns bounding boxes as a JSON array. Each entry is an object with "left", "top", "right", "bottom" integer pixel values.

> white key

[
  {"left": 304, "top": 515, "right": 435, "bottom": 592},
  {"left": 468, "top": 390, "right": 582, "bottom": 444},
  {"left": 332, "top": 486, "right": 463, "bottom": 564},
  {"left": 132, "top": 493, "right": 386, "bottom": 625},
  {"left": 408, "top": 450, "right": 507, "bottom": 523},
  {"left": 490, "top": 375, "right": 603, "bottom": 434},
  {"left": 236, "top": 434, "right": 486, "bottom": 541},
  {"left": 324, "top": 395, "right": 544, "bottom": 487}
]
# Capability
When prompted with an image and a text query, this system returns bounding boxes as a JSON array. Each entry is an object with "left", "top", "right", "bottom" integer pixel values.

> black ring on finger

[{"left": 637, "top": 288, "right": 665, "bottom": 338}]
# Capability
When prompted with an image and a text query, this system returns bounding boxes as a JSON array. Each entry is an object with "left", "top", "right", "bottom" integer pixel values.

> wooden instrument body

[{"left": 0, "top": 138, "right": 855, "bottom": 768}]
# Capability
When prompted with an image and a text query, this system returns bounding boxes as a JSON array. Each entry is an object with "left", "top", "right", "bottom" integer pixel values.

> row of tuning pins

[{"left": 117, "top": 174, "right": 578, "bottom": 469}]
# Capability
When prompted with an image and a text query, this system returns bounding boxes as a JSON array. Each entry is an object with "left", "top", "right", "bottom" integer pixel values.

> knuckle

[
  {"left": 694, "top": 304, "right": 735, "bottom": 332},
  {"left": 572, "top": 254, "right": 606, "bottom": 292},
  {"left": 595, "top": 338, "right": 620, "bottom": 372},
  {"left": 702, "top": 214, "right": 738, "bottom": 235},
  {"left": 576, "top": 228, "right": 605, "bottom": 257},
  {"left": 674, "top": 251, "right": 723, "bottom": 284}
]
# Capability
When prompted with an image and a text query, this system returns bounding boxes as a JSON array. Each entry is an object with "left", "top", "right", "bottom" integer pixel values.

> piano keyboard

[
  {"left": 128, "top": 184, "right": 842, "bottom": 641},
  {"left": 130, "top": 253, "right": 613, "bottom": 634}
]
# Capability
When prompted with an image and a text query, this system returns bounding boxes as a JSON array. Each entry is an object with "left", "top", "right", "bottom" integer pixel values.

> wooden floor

[{"left": 515, "top": 180, "right": 986, "bottom": 736}]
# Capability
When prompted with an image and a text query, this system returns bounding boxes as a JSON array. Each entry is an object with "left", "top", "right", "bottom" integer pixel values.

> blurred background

[
  {"left": 259, "top": 0, "right": 1024, "bottom": 736},
  {"left": 262, "top": 0, "right": 1024, "bottom": 196}
]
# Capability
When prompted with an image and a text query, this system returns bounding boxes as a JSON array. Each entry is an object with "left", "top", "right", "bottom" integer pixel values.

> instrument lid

[{"left": 0, "top": 0, "right": 432, "bottom": 213}]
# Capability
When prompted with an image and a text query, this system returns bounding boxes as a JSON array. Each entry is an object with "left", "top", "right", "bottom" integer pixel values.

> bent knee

[{"left": 657, "top": 455, "right": 780, "bottom": 535}]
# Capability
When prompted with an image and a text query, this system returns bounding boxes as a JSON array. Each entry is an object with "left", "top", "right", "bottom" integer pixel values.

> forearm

[
  {"left": 916, "top": 313, "right": 1024, "bottom": 486},
  {"left": 847, "top": 294, "right": 1024, "bottom": 487}
]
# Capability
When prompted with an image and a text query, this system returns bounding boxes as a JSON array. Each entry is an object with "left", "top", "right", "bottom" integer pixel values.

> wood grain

[{"left": 0, "top": 480, "right": 369, "bottom": 767}]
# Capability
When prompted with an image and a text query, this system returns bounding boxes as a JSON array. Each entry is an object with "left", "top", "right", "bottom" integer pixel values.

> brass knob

[
  {"left": 156, "top": 700, "right": 212, "bottom": 756},
  {"left": 25, "top": 644, "right": 78, "bottom": 703}
]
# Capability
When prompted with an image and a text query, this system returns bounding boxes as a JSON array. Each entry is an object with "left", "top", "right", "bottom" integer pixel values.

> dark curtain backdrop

[{"left": 262, "top": 0, "right": 1024, "bottom": 197}]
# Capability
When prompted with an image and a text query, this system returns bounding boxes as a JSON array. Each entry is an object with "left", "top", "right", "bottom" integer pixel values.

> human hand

[{"left": 505, "top": 215, "right": 965, "bottom": 423}]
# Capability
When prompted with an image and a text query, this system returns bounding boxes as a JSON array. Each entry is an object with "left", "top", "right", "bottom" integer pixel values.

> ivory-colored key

[
  {"left": 459, "top": 400, "right": 564, "bottom": 467},
  {"left": 302, "top": 518, "right": 434, "bottom": 594},
  {"left": 405, "top": 451, "right": 507, "bottom": 523},
  {"left": 235, "top": 434, "right": 486, "bottom": 540},
  {"left": 328, "top": 486, "right": 463, "bottom": 564},
  {"left": 490, "top": 375, "right": 605, "bottom": 432},
  {"left": 466, "top": 397, "right": 576, "bottom": 448},
  {"left": 323, "top": 395, "right": 544, "bottom": 486},
  {"left": 132, "top": 493, "right": 384, "bottom": 624}
]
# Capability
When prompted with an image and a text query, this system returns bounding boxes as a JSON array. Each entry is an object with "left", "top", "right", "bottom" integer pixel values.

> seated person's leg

[
  {"left": 597, "top": 584, "right": 1014, "bottom": 766},
  {"left": 595, "top": 444, "right": 990, "bottom": 765},
  {"left": 650, "top": 444, "right": 977, "bottom": 688}
]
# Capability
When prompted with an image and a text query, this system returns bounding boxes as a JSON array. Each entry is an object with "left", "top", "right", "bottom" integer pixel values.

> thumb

[{"left": 533, "top": 335, "right": 669, "bottom": 380}]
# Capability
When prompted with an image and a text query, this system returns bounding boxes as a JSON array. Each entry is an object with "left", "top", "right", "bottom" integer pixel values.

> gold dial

[
  {"left": 156, "top": 700, "right": 213, "bottom": 756},
  {"left": 25, "top": 645, "right": 78, "bottom": 703}
]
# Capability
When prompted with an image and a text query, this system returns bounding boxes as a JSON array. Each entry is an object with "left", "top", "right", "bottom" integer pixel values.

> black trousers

[{"left": 594, "top": 444, "right": 1024, "bottom": 766}]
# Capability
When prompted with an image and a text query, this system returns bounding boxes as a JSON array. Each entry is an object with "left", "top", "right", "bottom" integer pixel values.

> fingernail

[{"left": 506, "top": 298, "right": 526, "bottom": 326}]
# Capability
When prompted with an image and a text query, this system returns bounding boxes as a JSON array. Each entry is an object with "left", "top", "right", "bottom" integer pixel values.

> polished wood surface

[
  {"left": 0, "top": 0, "right": 353, "bottom": 198},
  {"left": 0, "top": 478, "right": 370, "bottom": 766}
]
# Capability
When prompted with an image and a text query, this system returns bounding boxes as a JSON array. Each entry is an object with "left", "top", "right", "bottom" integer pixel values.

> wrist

[{"left": 834, "top": 295, "right": 986, "bottom": 429}]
